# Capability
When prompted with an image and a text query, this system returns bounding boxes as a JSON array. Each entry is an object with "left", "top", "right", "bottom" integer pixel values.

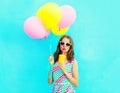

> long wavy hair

[{"left": 54, "top": 35, "right": 74, "bottom": 64}]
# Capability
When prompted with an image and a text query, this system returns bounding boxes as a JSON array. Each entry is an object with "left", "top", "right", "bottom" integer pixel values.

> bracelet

[{"left": 48, "top": 70, "right": 52, "bottom": 79}]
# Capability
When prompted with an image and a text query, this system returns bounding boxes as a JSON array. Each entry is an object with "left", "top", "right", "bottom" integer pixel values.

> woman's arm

[
  {"left": 48, "top": 66, "right": 53, "bottom": 84},
  {"left": 48, "top": 55, "right": 54, "bottom": 84},
  {"left": 59, "top": 60, "right": 79, "bottom": 87}
]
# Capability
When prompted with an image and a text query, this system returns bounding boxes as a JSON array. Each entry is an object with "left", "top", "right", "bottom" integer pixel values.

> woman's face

[{"left": 59, "top": 37, "right": 71, "bottom": 54}]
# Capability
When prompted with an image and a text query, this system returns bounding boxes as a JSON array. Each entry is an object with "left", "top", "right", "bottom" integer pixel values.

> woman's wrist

[
  {"left": 63, "top": 70, "right": 68, "bottom": 77},
  {"left": 62, "top": 68, "right": 67, "bottom": 73},
  {"left": 50, "top": 64, "right": 54, "bottom": 68},
  {"left": 49, "top": 65, "right": 53, "bottom": 70}
]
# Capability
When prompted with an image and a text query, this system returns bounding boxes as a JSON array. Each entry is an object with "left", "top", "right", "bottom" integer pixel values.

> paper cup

[{"left": 58, "top": 54, "right": 66, "bottom": 63}]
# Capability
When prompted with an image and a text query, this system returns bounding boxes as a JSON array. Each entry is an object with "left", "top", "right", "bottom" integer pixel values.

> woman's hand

[
  {"left": 58, "top": 62, "right": 66, "bottom": 71},
  {"left": 48, "top": 55, "right": 54, "bottom": 66}
]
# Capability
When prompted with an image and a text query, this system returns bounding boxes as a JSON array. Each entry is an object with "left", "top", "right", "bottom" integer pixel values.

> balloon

[
  {"left": 43, "top": 30, "right": 50, "bottom": 38},
  {"left": 58, "top": 5, "right": 76, "bottom": 28},
  {"left": 24, "top": 16, "right": 49, "bottom": 39},
  {"left": 51, "top": 25, "right": 69, "bottom": 36},
  {"left": 36, "top": 2, "right": 62, "bottom": 30}
]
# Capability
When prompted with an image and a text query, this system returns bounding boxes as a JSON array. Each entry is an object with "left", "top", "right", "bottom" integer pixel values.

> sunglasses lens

[
  {"left": 60, "top": 42, "right": 64, "bottom": 45},
  {"left": 66, "top": 43, "right": 71, "bottom": 46}
]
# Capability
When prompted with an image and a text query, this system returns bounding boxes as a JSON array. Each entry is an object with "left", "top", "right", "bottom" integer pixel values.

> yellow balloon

[
  {"left": 51, "top": 25, "right": 69, "bottom": 36},
  {"left": 36, "top": 2, "right": 62, "bottom": 30}
]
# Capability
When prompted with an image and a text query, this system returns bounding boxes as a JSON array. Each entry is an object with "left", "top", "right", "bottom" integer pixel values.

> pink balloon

[
  {"left": 24, "top": 16, "right": 49, "bottom": 39},
  {"left": 58, "top": 5, "right": 76, "bottom": 28},
  {"left": 43, "top": 30, "right": 50, "bottom": 38}
]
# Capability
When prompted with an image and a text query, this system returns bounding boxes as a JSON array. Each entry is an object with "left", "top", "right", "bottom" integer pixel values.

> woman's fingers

[
  {"left": 48, "top": 55, "right": 54, "bottom": 65},
  {"left": 58, "top": 63, "right": 65, "bottom": 71},
  {"left": 48, "top": 55, "right": 53, "bottom": 61}
]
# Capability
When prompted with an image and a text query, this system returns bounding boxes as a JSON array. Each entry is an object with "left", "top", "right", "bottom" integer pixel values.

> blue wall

[{"left": 0, "top": 0, "right": 120, "bottom": 93}]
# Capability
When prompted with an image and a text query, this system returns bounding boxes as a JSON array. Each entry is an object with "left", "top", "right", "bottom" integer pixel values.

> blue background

[{"left": 0, "top": 0, "right": 120, "bottom": 93}]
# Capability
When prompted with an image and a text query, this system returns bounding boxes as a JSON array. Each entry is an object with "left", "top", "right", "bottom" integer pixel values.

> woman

[{"left": 48, "top": 35, "right": 79, "bottom": 93}]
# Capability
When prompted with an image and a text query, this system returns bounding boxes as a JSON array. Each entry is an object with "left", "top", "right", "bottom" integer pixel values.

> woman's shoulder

[{"left": 70, "top": 58, "right": 78, "bottom": 64}]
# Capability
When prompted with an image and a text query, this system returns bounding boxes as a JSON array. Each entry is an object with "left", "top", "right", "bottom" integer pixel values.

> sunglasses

[{"left": 60, "top": 41, "right": 71, "bottom": 46}]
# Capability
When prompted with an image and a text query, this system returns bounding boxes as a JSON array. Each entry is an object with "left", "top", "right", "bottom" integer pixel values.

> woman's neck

[{"left": 62, "top": 52, "right": 67, "bottom": 56}]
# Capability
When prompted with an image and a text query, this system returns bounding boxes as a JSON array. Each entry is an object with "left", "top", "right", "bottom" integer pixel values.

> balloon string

[
  {"left": 49, "top": 43, "right": 52, "bottom": 54},
  {"left": 49, "top": 37, "right": 52, "bottom": 54},
  {"left": 49, "top": 27, "right": 60, "bottom": 54}
]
